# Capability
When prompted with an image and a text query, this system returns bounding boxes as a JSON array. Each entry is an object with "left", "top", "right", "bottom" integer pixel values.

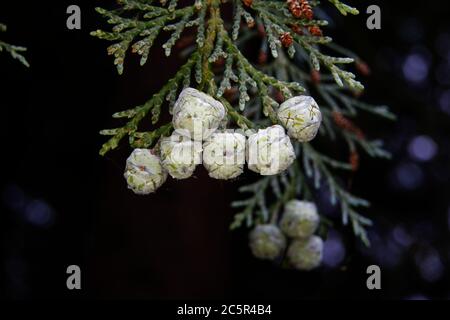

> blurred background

[{"left": 1, "top": 0, "right": 449, "bottom": 299}]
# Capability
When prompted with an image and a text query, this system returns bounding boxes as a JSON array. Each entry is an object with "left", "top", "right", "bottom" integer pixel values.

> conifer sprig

[
  {"left": 0, "top": 23, "right": 29, "bottom": 67},
  {"left": 93, "top": 0, "right": 394, "bottom": 245}
]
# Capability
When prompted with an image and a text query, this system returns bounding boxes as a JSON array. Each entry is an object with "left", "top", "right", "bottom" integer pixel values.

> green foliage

[
  {"left": 0, "top": 23, "right": 29, "bottom": 67},
  {"left": 328, "top": 0, "right": 359, "bottom": 16},
  {"left": 93, "top": 0, "right": 395, "bottom": 245}
]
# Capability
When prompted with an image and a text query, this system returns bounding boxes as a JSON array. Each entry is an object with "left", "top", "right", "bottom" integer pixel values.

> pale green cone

[
  {"left": 160, "top": 133, "right": 202, "bottom": 180},
  {"left": 280, "top": 200, "right": 320, "bottom": 239},
  {"left": 172, "top": 88, "right": 226, "bottom": 141},
  {"left": 278, "top": 95, "right": 322, "bottom": 142},
  {"left": 287, "top": 236, "right": 323, "bottom": 271},
  {"left": 249, "top": 224, "right": 287, "bottom": 260},
  {"left": 203, "top": 132, "right": 246, "bottom": 180},
  {"left": 124, "top": 149, "right": 168, "bottom": 195},
  {"left": 246, "top": 125, "right": 295, "bottom": 176}
]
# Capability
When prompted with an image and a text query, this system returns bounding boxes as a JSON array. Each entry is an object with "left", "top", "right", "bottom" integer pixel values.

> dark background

[{"left": 1, "top": 0, "right": 449, "bottom": 299}]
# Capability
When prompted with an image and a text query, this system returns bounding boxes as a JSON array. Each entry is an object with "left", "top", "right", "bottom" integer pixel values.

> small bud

[
  {"left": 308, "top": 25, "right": 322, "bottom": 37},
  {"left": 124, "top": 149, "right": 168, "bottom": 195},
  {"left": 258, "top": 50, "right": 268, "bottom": 65},
  {"left": 257, "top": 24, "right": 266, "bottom": 37},
  {"left": 287, "top": 236, "right": 323, "bottom": 271},
  {"left": 277, "top": 95, "right": 322, "bottom": 142},
  {"left": 287, "top": 0, "right": 302, "bottom": 18},
  {"left": 310, "top": 70, "right": 321, "bottom": 84},
  {"left": 213, "top": 56, "right": 225, "bottom": 67},
  {"left": 280, "top": 32, "right": 294, "bottom": 48},
  {"left": 288, "top": 0, "right": 313, "bottom": 20},
  {"left": 249, "top": 224, "right": 287, "bottom": 260},
  {"left": 274, "top": 90, "right": 285, "bottom": 103},
  {"left": 280, "top": 200, "right": 320, "bottom": 239},
  {"left": 224, "top": 87, "right": 238, "bottom": 100},
  {"left": 332, "top": 111, "right": 365, "bottom": 139},
  {"left": 355, "top": 60, "right": 371, "bottom": 76},
  {"left": 290, "top": 24, "right": 303, "bottom": 35},
  {"left": 352, "top": 89, "right": 364, "bottom": 98},
  {"left": 349, "top": 151, "right": 360, "bottom": 171}
]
